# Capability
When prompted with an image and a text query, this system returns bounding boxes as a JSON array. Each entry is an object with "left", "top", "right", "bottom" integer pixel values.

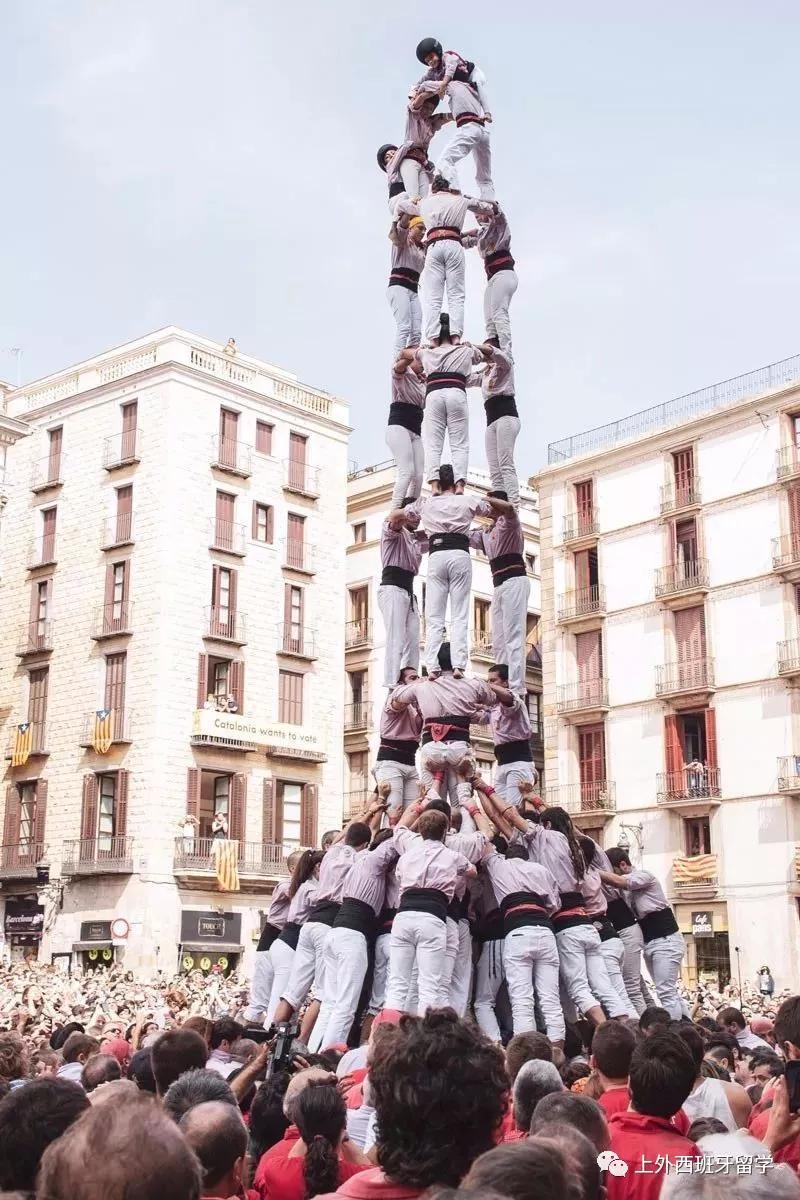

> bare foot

[{"left": 453, "top": 667, "right": 464, "bottom": 679}]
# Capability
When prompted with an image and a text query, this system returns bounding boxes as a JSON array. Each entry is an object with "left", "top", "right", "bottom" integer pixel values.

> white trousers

[
  {"left": 399, "top": 157, "right": 431, "bottom": 201},
  {"left": 373, "top": 759, "right": 418, "bottom": 818},
  {"left": 385, "top": 910, "right": 447, "bottom": 1014},
  {"left": 504, "top": 924, "right": 565, "bottom": 1041},
  {"left": 491, "top": 574, "right": 530, "bottom": 696},
  {"left": 387, "top": 285, "right": 422, "bottom": 355},
  {"left": 473, "top": 938, "right": 504, "bottom": 1041},
  {"left": 485, "top": 415, "right": 521, "bottom": 509},
  {"left": 484, "top": 269, "right": 518, "bottom": 352},
  {"left": 448, "top": 918, "right": 473, "bottom": 1017},
  {"left": 556, "top": 924, "right": 629, "bottom": 1018},
  {"left": 437, "top": 123, "right": 494, "bottom": 201},
  {"left": 367, "top": 931, "right": 391, "bottom": 1016},
  {"left": 385, "top": 426, "right": 423, "bottom": 509},
  {"left": 423, "top": 388, "right": 469, "bottom": 484},
  {"left": 643, "top": 931, "right": 687, "bottom": 1020},
  {"left": 419, "top": 740, "right": 472, "bottom": 807},
  {"left": 313, "top": 927, "right": 369, "bottom": 1050},
  {"left": 423, "top": 240, "right": 466, "bottom": 340},
  {"left": 281, "top": 920, "right": 330, "bottom": 1010},
  {"left": 599, "top": 936, "right": 638, "bottom": 1019},
  {"left": 266, "top": 939, "right": 295, "bottom": 1023},
  {"left": 618, "top": 923, "right": 650, "bottom": 1016},
  {"left": 424, "top": 549, "right": 472, "bottom": 672},
  {"left": 242, "top": 949, "right": 275, "bottom": 1023},
  {"left": 495, "top": 760, "right": 538, "bottom": 809},
  {"left": 378, "top": 584, "right": 419, "bottom": 688}
]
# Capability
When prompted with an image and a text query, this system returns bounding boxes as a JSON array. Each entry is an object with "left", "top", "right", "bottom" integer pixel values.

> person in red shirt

[
  {"left": 606, "top": 1031, "right": 700, "bottom": 1200},
  {"left": 256, "top": 1080, "right": 369, "bottom": 1200},
  {"left": 592, "top": 1019, "right": 637, "bottom": 1120},
  {"left": 749, "top": 995, "right": 800, "bottom": 1171}
]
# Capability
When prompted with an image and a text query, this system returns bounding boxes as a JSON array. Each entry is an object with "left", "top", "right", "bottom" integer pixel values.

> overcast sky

[{"left": 2, "top": 1, "right": 798, "bottom": 472}]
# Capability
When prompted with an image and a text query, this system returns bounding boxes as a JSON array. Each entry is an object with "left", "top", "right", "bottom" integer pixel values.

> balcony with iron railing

[
  {"left": 28, "top": 534, "right": 57, "bottom": 570},
  {"left": 773, "top": 535, "right": 800, "bottom": 575},
  {"left": 278, "top": 623, "right": 318, "bottom": 659},
  {"left": 345, "top": 618, "right": 373, "bottom": 649},
  {"left": 0, "top": 841, "right": 47, "bottom": 881},
  {"left": 777, "top": 445, "right": 800, "bottom": 483},
  {"left": 672, "top": 853, "right": 718, "bottom": 898},
  {"left": 655, "top": 658, "right": 715, "bottom": 701},
  {"left": 654, "top": 558, "right": 710, "bottom": 601},
  {"left": 103, "top": 429, "right": 140, "bottom": 470},
  {"left": 92, "top": 601, "right": 134, "bottom": 640},
  {"left": 210, "top": 435, "right": 252, "bottom": 477},
  {"left": 281, "top": 538, "right": 317, "bottom": 574},
  {"left": 344, "top": 700, "right": 371, "bottom": 732},
  {"left": 543, "top": 780, "right": 616, "bottom": 818},
  {"left": 777, "top": 756, "right": 800, "bottom": 794},
  {"left": 660, "top": 478, "right": 701, "bottom": 516},
  {"left": 61, "top": 836, "right": 134, "bottom": 876},
  {"left": 555, "top": 677, "right": 609, "bottom": 717},
  {"left": 344, "top": 790, "right": 371, "bottom": 820},
  {"left": 101, "top": 512, "right": 135, "bottom": 549},
  {"left": 778, "top": 639, "right": 800, "bottom": 678},
  {"left": 557, "top": 585, "right": 606, "bottom": 624},
  {"left": 79, "top": 708, "right": 134, "bottom": 748},
  {"left": 471, "top": 632, "right": 494, "bottom": 660},
  {"left": 31, "top": 455, "right": 64, "bottom": 492},
  {"left": 173, "top": 837, "right": 288, "bottom": 883},
  {"left": 562, "top": 509, "right": 599, "bottom": 545},
  {"left": 5, "top": 722, "right": 48, "bottom": 761},
  {"left": 208, "top": 518, "right": 247, "bottom": 556},
  {"left": 16, "top": 620, "right": 54, "bottom": 657},
  {"left": 205, "top": 606, "right": 248, "bottom": 645},
  {"left": 657, "top": 766, "right": 722, "bottom": 806},
  {"left": 283, "top": 459, "right": 320, "bottom": 498}
]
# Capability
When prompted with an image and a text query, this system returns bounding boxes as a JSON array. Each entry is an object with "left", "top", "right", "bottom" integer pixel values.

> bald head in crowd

[
  {"left": 283, "top": 1066, "right": 337, "bottom": 1121},
  {"left": 180, "top": 1100, "right": 248, "bottom": 1199}
]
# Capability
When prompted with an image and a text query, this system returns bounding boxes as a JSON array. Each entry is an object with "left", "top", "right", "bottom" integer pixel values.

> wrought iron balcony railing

[
  {"left": 283, "top": 459, "right": 320, "bottom": 497},
  {"left": 281, "top": 539, "right": 317, "bottom": 573},
  {"left": 79, "top": 708, "right": 133, "bottom": 747},
  {"left": 655, "top": 658, "right": 715, "bottom": 696},
  {"left": 103, "top": 429, "right": 140, "bottom": 470},
  {"left": 660, "top": 479, "right": 701, "bottom": 515},
  {"left": 655, "top": 558, "right": 709, "bottom": 598},
  {"left": 344, "top": 701, "right": 371, "bottom": 731},
  {"left": 210, "top": 436, "right": 252, "bottom": 477},
  {"left": 278, "top": 623, "right": 317, "bottom": 658},
  {"left": 773, "top": 536, "right": 800, "bottom": 572},
  {"left": 172, "top": 837, "right": 288, "bottom": 876},
  {"left": 61, "top": 836, "right": 134, "bottom": 875},
  {"left": 0, "top": 841, "right": 46, "bottom": 880},
  {"left": 205, "top": 606, "right": 247, "bottom": 644},
  {"left": 345, "top": 618, "right": 373, "bottom": 649},
  {"left": 557, "top": 585, "right": 605, "bottom": 622},
  {"left": 92, "top": 601, "right": 134, "bottom": 639},
  {"left": 563, "top": 510, "right": 599, "bottom": 543},
  {"left": 101, "top": 512, "right": 135, "bottom": 548},
  {"left": 28, "top": 535, "right": 57, "bottom": 569},
  {"left": 209, "top": 518, "right": 247, "bottom": 555},
  {"left": 657, "top": 766, "right": 722, "bottom": 804},
  {"left": 543, "top": 780, "right": 616, "bottom": 815},
  {"left": 555, "top": 678, "right": 609, "bottom": 713},
  {"left": 778, "top": 639, "right": 800, "bottom": 675},
  {"left": 31, "top": 455, "right": 64, "bottom": 492},
  {"left": 16, "top": 621, "right": 54, "bottom": 657}
]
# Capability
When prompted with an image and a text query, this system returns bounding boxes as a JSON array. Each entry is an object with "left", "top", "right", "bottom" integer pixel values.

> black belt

[
  {"left": 377, "top": 737, "right": 419, "bottom": 766},
  {"left": 389, "top": 179, "right": 406, "bottom": 198},
  {"left": 495, "top": 738, "right": 533, "bottom": 765},
  {"left": 277, "top": 921, "right": 301, "bottom": 950},
  {"left": 399, "top": 887, "right": 448, "bottom": 923},
  {"left": 426, "top": 225, "right": 462, "bottom": 244},
  {"left": 477, "top": 910, "right": 504, "bottom": 943},
  {"left": 501, "top": 890, "right": 552, "bottom": 934},
  {"left": 485, "top": 394, "right": 519, "bottom": 425},
  {"left": 307, "top": 900, "right": 341, "bottom": 928},
  {"left": 485, "top": 249, "right": 516, "bottom": 279},
  {"left": 381, "top": 564, "right": 415, "bottom": 593},
  {"left": 490, "top": 551, "right": 526, "bottom": 585},
  {"left": 455, "top": 112, "right": 485, "bottom": 128},
  {"left": 256, "top": 921, "right": 281, "bottom": 952},
  {"left": 553, "top": 890, "right": 590, "bottom": 932},
  {"left": 389, "top": 267, "right": 421, "bottom": 292},
  {"left": 421, "top": 714, "right": 471, "bottom": 745},
  {"left": 428, "top": 531, "right": 469, "bottom": 554},
  {"left": 607, "top": 897, "right": 637, "bottom": 933},
  {"left": 639, "top": 906, "right": 680, "bottom": 944},
  {"left": 333, "top": 897, "right": 376, "bottom": 937},
  {"left": 447, "top": 894, "right": 469, "bottom": 922},
  {"left": 388, "top": 401, "right": 423, "bottom": 435},
  {"left": 426, "top": 370, "right": 467, "bottom": 395},
  {"left": 595, "top": 917, "right": 619, "bottom": 943}
]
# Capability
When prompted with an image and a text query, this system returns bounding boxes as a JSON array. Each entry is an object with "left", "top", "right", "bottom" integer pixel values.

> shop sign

[
  {"left": 691, "top": 910, "right": 714, "bottom": 938},
  {"left": 180, "top": 910, "right": 242, "bottom": 944},
  {"left": 4, "top": 899, "right": 45, "bottom": 940},
  {"left": 80, "top": 920, "right": 112, "bottom": 942}
]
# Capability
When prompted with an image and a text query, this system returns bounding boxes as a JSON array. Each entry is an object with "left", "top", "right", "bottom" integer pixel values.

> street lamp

[{"left": 616, "top": 822, "right": 644, "bottom": 861}]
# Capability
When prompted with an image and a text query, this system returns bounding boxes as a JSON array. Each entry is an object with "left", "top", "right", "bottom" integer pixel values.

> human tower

[{"left": 245, "top": 39, "right": 689, "bottom": 1052}]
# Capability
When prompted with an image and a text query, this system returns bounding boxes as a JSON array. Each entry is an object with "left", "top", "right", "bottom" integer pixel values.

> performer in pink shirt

[{"left": 374, "top": 669, "right": 423, "bottom": 821}]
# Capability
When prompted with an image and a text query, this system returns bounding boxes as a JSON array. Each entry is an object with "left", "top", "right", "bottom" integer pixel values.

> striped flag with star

[
  {"left": 12, "top": 723, "right": 32, "bottom": 768},
  {"left": 92, "top": 709, "right": 113, "bottom": 755},
  {"left": 213, "top": 839, "right": 240, "bottom": 892}
]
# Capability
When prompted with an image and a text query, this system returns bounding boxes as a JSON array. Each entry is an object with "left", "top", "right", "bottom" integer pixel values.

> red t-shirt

[
  {"left": 607, "top": 1111, "right": 700, "bottom": 1200},
  {"left": 599, "top": 1088, "right": 691, "bottom": 1135},
  {"left": 749, "top": 1109, "right": 800, "bottom": 1170},
  {"left": 314, "top": 1166, "right": 423, "bottom": 1199},
  {"left": 257, "top": 1155, "right": 368, "bottom": 1200},
  {"left": 253, "top": 1128, "right": 301, "bottom": 1197}
]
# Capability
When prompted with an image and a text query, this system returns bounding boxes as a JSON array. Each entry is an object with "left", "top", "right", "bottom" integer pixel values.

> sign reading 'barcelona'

[{"left": 191, "top": 710, "right": 323, "bottom": 754}]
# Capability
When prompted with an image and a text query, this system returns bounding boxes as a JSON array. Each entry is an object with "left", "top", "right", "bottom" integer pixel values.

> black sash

[
  {"left": 421, "top": 713, "right": 471, "bottom": 745},
  {"left": 256, "top": 921, "right": 281, "bottom": 952},
  {"left": 388, "top": 401, "right": 424, "bottom": 435},
  {"left": 426, "top": 225, "right": 462, "bottom": 244},
  {"left": 389, "top": 267, "right": 421, "bottom": 292},
  {"left": 377, "top": 907, "right": 396, "bottom": 935},
  {"left": 455, "top": 112, "right": 485, "bottom": 128},
  {"left": 501, "top": 890, "right": 552, "bottom": 934},
  {"left": 277, "top": 921, "right": 301, "bottom": 950},
  {"left": 553, "top": 889, "right": 590, "bottom": 932},
  {"left": 377, "top": 737, "right": 419, "bottom": 765},
  {"left": 485, "top": 394, "right": 519, "bottom": 425},
  {"left": 399, "top": 887, "right": 448, "bottom": 923},
  {"left": 607, "top": 896, "right": 637, "bottom": 933},
  {"left": 477, "top": 909, "right": 504, "bottom": 943},
  {"left": 426, "top": 370, "right": 467, "bottom": 395},
  {"left": 639, "top": 906, "right": 680, "bottom": 944},
  {"left": 447, "top": 894, "right": 469, "bottom": 922},
  {"left": 495, "top": 738, "right": 533, "bottom": 765},
  {"left": 333, "top": 897, "right": 376, "bottom": 937},
  {"left": 595, "top": 917, "right": 619, "bottom": 943},
  {"left": 428, "top": 531, "right": 469, "bottom": 554},
  {"left": 381, "top": 564, "right": 415, "bottom": 593},
  {"left": 490, "top": 551, "right": 526, "bottom": 585},
  {"left": 389, "top": 179, "right": 406, "bottom": 198},
  {"left": 307, "top": 900, "right": 341, "bottom": 928},
  {"left": 485, "top": 249, "right": 516, "bottom": 279}
]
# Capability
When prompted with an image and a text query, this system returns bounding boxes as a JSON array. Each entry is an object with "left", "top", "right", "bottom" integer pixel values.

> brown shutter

[
  {"left": 664, "top": 715, "right": 682, "bottom": 777},
  {"left": 81, "top": 774, "right": 99, "bottom": 840},
  {"left": 229, "top": 774, "right": 246, "bottom": 844},
  {"left": 704, "top": 709, "right": 718, "bottom": 772},
  {"left": 230, "top": 660, "right": 245, "bottom": 710},
  {"left": 115, "top": 770, "right": 129, "bottom": 837},
  {"left": 574, "top": 549, "right": 590, "bottom": 592},
  {"left": 186, "top": 768, "right": 201, "bottom": 822},
  {"left": 262, "top": 778, "right": 281, "bottom": 845},
  {"left": 576, "top": 631, "right": 600, "bottom": 682},
  {"left": 196, "top": 654, "right": 209, "bottom": 708},
  {"left": 266, "top": 506, "right": 274, "bottom": 544},
  {"left": 251, "top": 502, "right": 259, "bottom": 540},
  {"left": 300, "top": 783, "right": 318, "bottom": 847},
  {"left": 3, "top": 785, "right": 20, "bottom": 847},
  {"left": 33, "top": 780, "right": 48, "bottom": 847},
  {"left": 48, "top": 427, "right": 63, "bottom": 481},
  {"left": 229, "top": 569, "right": 238, "bottom": 618},
  {"left": 104, "top": 562, "right": 115, "bottom": 609}
]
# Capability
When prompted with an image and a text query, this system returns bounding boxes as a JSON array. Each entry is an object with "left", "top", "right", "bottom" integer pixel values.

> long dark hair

[
  {"left": 294, "top": 1081, "right": 346, "bottom": 1198},
  {"left": 541, "top": 807, "right": 585, "bottom": 882},
  {"left": 288, "top": 849, "right": 324, "bottom": 898}
]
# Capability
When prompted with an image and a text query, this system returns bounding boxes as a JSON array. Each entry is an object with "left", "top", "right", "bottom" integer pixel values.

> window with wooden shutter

[
  {"left": 672, "top": 448, "right": 694, "bottom": 505},
  {"left": 186, "top": 768, "right": 201, "bottom": 824},
  {"left": 197, "top": 653, "right": 209, "bottom": 709},
  {"left": 284, "top": 584, "right": 304, "bottom": 653},
  {"left": 27, "top": 668, "right": 48, "bottom": 751},
  {"left": 47, "top": 427, "right": 63, "bottom": 484},
  {"left": 789, "top": 486, "right": 800, "bottom": 549},
  {"left": 279, "top": 671, "right": 303, "bottom": 725},
  {"left": 121, "top": 401, "right": 138, "bottom": 461},
  {"left": 262, "top": 778, "right": 281, "bottom": 845},
  {"left": 288, "top": 432, "right": 308, "bottom": 490},
  {"left": 575, "top": 631, "right": 602, "bottom": 705},
  {"left": 674, "top": 606, "right": 706, "bottom": 688},
  {"left": 575, "top": 480, "right": 593, "bottom": 533},
  {"left": 81, "top": 774, "right": 99, "bottom": 842},
  {"left": 229, "top": 774, "right": 246, "bottom": 846},
  {"left": 3, "top": 785, "right": 21, "bottom": 851},
  {"left": 277, "top": 781, "right": 303, "bottom": 847},
  {"left": 215, "top": 491, "right": 236, "bottom": 550},
  {"left": 219, "top": 409, "right": 239, "bottom": 468},
  {"left": 664, "top": 714, "right": 683, "bottom": 783},
  {"left": 286, "top": 513, "right": 305, "bottom": 569},
  {"left": 41, "top": 507, "right": 57, "bottom": 562},
  {"left": 104, "top": 561, "right": 130, "bottom": 632},
  {"left": 97, "top": 774, "right": 116, "bottom": 853},
  {"left": 229, "top": 660, "right": 245, "bottom": 712},
  {"left": 104, "top": 653, "right": 127, "bottom": 739},
  {"left": 300, "top": 783, "right": 318, "bottom": 847},
  {"left": 704, "top": 709, "right": 718, "bottom": 772},
  {"left": 253, "top": 503, "right": 273, "bottom": 544},
  {"left": 115, "top": 771, "right": 129, "bottom": 839},
  {"left": 578, "top": 725, "right": 606, "bottom": 808},
  {"left": 33, "top": 780, "right": 47, "bottom": 857},
  {"left": 115, "top": 485, "right": 133, "bottom": 543},
  {"left": 211, "top": 566, "right": 236, "bottom": 637},
  {"left": 256, "top": 421, "right": 273, "bottom": 455},
  {"left": 352, "top": 522, "right": 366, "bottom": 545}
]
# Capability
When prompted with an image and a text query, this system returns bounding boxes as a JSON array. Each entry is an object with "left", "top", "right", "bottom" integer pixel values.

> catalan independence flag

[
  {"left": 12, "top": 723, "right": 32, "bottom": 768},
  {"left": 92, "top": 709, "right": 113, "bottom": 755},
  {"left": 673, "top": 854, "right": 717, "bottom": 882},
  {"left": 213, "top": 839, "right": 240, "bottom": 892}
]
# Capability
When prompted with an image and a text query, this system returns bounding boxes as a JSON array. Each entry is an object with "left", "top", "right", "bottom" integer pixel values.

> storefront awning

[
  {"left": 73, "top": 940, "right": 113, "bottom": 951},
  {"left": 180, "top": 941, "right": 243, "bottom": 953}
]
